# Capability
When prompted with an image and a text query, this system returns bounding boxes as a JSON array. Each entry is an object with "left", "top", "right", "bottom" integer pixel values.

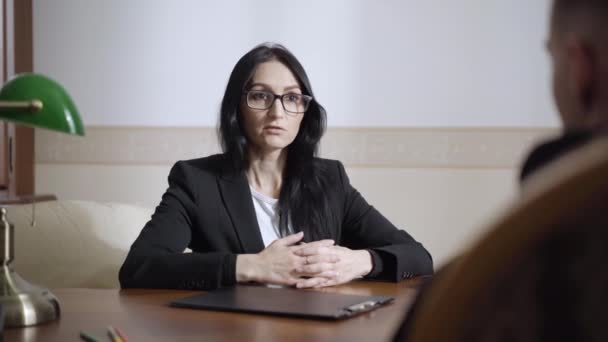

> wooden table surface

[{"left": 4, "top": 279, "right": 422, "bottom": 342}]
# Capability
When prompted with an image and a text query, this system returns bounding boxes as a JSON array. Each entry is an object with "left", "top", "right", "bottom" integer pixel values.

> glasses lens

[
  {"left": 247, "top": 91, "right": 273, "bottom": 110},
  {"left": 282, "top": 94, "right": 311, "bottom": 113}
]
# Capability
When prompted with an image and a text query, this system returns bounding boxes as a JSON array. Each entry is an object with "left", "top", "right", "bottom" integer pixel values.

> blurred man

[
  {"left": 520, "top": 0, "right": 608, "bottom": 180},
  {"left": 394, "top": 1, "right": 608, "bottom": 340},
  {"left": 549, "top": 0, "right": 608, "bottom": 133}
]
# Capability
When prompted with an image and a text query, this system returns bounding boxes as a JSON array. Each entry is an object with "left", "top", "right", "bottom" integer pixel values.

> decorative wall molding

[
  {"left": 319, "top": 127, "right": 557, "bottom": 168},
  {"left": 36, "top": 127, "right": 558, "bottom": 168}
]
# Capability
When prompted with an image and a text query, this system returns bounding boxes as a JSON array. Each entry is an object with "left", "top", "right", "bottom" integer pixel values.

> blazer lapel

[{"left": 217, "top": 165, "right": 265, "bottom": 253}]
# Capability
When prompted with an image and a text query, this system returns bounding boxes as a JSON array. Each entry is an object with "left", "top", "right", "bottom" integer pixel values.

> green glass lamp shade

[{"left": 0, "top": 73, "right": 84, "bottom": 136}]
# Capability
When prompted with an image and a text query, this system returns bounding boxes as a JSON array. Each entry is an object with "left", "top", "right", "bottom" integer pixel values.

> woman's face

[{"left": 241, "top": 60, "right": 306, "bottom": 154}]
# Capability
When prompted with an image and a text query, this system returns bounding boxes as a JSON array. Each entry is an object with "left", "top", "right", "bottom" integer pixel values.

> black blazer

[{"left": 119, "top": 154, "right": 433, "bottom": 290}]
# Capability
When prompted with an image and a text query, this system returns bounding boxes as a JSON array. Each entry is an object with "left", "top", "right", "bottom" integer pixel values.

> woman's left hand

[{"left": 293, "top": 245, "right": 373, "bottom": 288}]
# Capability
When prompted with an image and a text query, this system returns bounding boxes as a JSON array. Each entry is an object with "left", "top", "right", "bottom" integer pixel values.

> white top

[{"left": 250, "top": 186, "right": 281, "bottom": 247}]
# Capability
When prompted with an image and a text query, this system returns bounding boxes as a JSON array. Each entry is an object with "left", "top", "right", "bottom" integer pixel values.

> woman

[{"left": 119, "top": 43, "right": 433, "bottom": 290}]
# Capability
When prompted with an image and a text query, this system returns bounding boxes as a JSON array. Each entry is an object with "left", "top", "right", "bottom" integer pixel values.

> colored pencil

[
  {"left": 114, "top": 326, "right": 130, "bottom": 342},
  {"left": 107, "top": 325, "right": 124, "bottom": 342},
  {"left": 79, "top": 331, "right": 101, "bottom": 342}
]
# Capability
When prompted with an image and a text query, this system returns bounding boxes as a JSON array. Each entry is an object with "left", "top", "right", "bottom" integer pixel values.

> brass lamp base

[
  {"left": 0, "top": 266, "right": 60, "bottom": 327},
  {"left": 0, "top": 207, "right": 60, "bottom": 328}
]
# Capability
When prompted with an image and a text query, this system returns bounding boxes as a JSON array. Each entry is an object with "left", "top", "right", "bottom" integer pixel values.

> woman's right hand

[{"left": 235, "top": 232, "right": 335, "bottom": 286}]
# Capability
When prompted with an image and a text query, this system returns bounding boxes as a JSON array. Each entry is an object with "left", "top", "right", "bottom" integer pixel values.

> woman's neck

[{"left": 246, "top": 148, "right": 287, "bottom": 199}]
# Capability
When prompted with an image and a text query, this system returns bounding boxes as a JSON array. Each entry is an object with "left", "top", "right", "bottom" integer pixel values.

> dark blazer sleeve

[
  {"left": 335, "top": 161, "right": 433, "bottom": 281},
  {"left": 119, "top": 161, "right": 237, "bottom": 290}
]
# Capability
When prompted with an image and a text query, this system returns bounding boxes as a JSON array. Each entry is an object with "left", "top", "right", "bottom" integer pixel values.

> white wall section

[{"left": 33, "top": 0, "right": 557, "bottom": 127}]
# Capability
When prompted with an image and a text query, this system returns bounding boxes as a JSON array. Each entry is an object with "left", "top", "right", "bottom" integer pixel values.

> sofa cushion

[{"left": 6, "top": 200, "right": 153, "bottom": 289}]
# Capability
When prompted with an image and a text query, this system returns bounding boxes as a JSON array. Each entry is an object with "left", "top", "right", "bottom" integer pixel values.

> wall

[
  {"left": 34, "top": 127, "right": 556, "bottom": 265},
  {"left": 34, "top": 0, "right": 556, "bottom": 127},
  {"left": 32, "top": 0, "right": 558, "bottom": 266}
]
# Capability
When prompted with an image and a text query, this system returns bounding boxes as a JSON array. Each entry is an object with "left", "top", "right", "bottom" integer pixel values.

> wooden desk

[{"left": 5, "top": 279, "right": 422, "bottom": 342}]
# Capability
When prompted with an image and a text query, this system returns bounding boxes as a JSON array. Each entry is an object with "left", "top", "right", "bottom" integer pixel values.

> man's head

[{"left": 549, "top": 0, "right": 608, "bottom": 132}]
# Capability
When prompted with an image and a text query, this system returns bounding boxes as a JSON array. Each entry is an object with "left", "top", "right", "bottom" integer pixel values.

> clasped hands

[{"left": 236, "top": 231, "right": 373, "bottom": 288}]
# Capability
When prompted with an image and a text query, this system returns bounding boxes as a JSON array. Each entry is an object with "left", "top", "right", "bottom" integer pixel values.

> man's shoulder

[{"left": 520, "top": 130, "right": 593, "bottom": 182}]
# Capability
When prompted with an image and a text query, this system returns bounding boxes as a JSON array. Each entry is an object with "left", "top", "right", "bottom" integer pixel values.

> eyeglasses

[{"left": 243, "top": 90, "right": 313, "bottom": 114}]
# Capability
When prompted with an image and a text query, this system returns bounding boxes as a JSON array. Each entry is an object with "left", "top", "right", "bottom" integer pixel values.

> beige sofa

[{"left": 6, "top": 200, "right": 153, "bottom": 289}]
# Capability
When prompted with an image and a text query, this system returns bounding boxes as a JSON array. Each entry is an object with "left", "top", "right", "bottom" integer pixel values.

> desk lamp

[{"left": 0, "top": 73, "right": 84, "bottom": 327}]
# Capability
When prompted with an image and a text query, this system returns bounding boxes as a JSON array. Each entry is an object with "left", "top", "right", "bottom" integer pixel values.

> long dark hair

[{"left": 219, "top": 43, "right": 332, "bottom": 241}]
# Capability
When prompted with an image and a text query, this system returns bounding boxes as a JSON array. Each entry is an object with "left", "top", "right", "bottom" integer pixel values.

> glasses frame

[{"left": 243, "top": 90, "right": 313, "bottom": 114}]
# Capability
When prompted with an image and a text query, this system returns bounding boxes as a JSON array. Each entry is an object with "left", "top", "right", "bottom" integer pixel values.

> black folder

[{"left": 170, "top": 284, "right": 394, "bottom": 320}]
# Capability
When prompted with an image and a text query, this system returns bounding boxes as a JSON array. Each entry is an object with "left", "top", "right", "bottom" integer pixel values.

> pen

[
  {"left": 79, "top": 331, "right": 101, "bottom": 342},
  {"left": 107, "top": 325, "right": 125, "bottom": 342},
  {"left": 114, "top": 326, "right": 130, "bottom": 342}
]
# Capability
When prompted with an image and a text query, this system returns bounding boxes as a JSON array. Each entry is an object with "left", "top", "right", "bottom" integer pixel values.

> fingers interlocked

[{"left": 294, "top": 248, "right": 340, "bottom": 276}]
